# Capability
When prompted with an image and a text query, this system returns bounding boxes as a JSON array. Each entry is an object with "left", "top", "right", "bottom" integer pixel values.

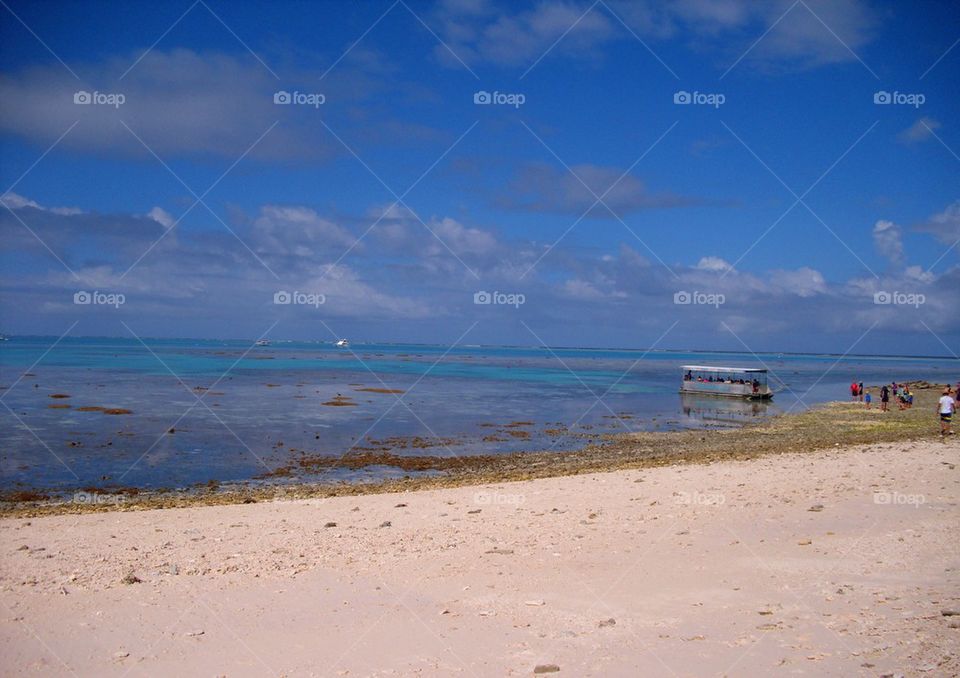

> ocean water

[{"left": 0, "top": 337, "right": 955, "bottom": 494}]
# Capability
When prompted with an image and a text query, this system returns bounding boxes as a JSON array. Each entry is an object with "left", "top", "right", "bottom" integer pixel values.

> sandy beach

[{"left": 2, "top": 436, "right": 957, "bottom": 676}]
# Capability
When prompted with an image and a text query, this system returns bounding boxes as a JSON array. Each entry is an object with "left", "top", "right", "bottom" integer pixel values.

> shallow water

[{"left": 0, "top": 337, "right": 955, "bottom": 493}]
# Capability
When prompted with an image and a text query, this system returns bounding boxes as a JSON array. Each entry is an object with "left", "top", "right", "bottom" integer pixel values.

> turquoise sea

[{"left": 0, "top": 336, "right": 956, "bottom": 494}]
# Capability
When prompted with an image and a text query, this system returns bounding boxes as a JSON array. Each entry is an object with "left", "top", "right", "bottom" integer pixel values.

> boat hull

[{"left": 680, "top": 382, "right": 773, "bottom": 400}]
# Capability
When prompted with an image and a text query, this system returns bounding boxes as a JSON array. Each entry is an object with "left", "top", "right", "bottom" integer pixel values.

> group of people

[
  {"left": 850, "top": 379, "right": 956, "bottom": 436},
  {"left": 686, "top": 371, "right": 762, "bottom": 393}
]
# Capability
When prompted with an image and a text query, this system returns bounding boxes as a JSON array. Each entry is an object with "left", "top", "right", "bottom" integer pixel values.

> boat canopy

[
  {"left": 681, "top": 365, "right": 767, "bottom": 373},
  {"left": 680, "top": 365, "right": 773, "bottom": 398}
]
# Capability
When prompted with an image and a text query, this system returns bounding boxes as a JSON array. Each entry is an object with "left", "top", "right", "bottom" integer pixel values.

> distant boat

[
  {"left": 0, "top": 334, "right": 8, "bottom": 341},
  {"left": 335, "top": 339, "right": 349, "bottom": 348},
  {"left": 680, "top": 365, "right": 773, "bottom": 400},
  {"left": 255, "top": 339, "right": 271, "bottom": 347}
]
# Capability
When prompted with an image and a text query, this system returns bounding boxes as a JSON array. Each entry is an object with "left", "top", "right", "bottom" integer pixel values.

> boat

[
  {"left": 680, "top": 365, "right": 773, "bottom": 400},
  {"left": 255, "top": 339, "right": 271, "bottom": 347},
  {"left": 335, "top": 339, "right": 349, "bottom": 348}
]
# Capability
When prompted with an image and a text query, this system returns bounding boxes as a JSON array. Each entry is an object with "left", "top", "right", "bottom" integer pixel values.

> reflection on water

[{"left": 679, "top": 393, "right": 779, "bottom": 428}]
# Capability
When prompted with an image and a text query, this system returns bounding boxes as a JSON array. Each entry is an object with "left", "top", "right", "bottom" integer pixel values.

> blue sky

[{"left": 0, "top": 0, "right": 958, "bottom": 355}]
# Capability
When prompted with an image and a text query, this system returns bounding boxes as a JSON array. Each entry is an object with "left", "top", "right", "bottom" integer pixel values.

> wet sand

[{"left": 1, "top": 437, "right": 958, "bottom": 676}]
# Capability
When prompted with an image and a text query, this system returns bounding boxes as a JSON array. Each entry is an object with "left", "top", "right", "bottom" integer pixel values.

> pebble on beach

[{"left": 533, "top": 664, "right": 560, "bottom": 674}]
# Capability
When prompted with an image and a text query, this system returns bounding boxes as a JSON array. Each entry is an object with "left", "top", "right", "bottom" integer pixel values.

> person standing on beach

[
  {"left": 880, "top": 384, "right": 889, "bottom": 412},
  {"left": 939, "top": 388, "right": 955, "bottom": 436},
  {"left": 851, "top": 381, "right": 859, "bottom": 401},
  {"left": 864, "top": 390, "right": 872, "bottom": 409},
  {"left": 858, "top": 382, "right": 864, "bottom": 402}
]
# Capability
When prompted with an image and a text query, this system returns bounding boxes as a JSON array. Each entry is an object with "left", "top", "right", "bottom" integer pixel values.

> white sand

[{"left": 2, "top": 438, "right": 958, "bottom": 676}]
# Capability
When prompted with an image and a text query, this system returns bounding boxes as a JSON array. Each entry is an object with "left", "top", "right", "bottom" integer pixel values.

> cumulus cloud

[
  {"left": 251, "top": 205, "right": 357, "bottom": 257},
  {"left": 146, "top": 207, "right": 175, "bottom": 229},
  {"left": 872, "top": 219, "right": 904, "bottom": 266},
  {"left": 768, "top": 267, "right": 827, "bottom": 297},
  {"left": 428, "top": 217, "right": 499, "bottom": 256},
  {"left": 370, "top": 209, "right": 502, "bottom": 265},
  {"left": 915, "top": 200, "right": 960, "bottom": 245},
  {"left": 2, "top": 193, "right": 957, "bottom": 350},
  {"left": 695, "top": 256, "right": 733, "bottom": 272}
]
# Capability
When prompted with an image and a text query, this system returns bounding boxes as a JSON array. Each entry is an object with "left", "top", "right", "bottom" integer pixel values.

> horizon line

[{"left": 1, "top": 334, "right": 957, "bottom": 362}]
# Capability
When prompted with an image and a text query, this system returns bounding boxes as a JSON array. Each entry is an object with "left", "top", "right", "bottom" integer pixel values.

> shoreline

[{"left": 1, "top": 382, "right": 951, "bottom": 518}]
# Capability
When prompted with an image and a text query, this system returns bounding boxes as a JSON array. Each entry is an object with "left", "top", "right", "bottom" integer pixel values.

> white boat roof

[{"left": 681, "top": 365, "right": 767, "bottom": 373}]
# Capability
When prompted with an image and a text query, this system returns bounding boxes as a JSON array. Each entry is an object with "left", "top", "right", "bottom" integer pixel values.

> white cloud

[
  {"left": 695, "top": 256, "right": 733, "bottom": 272},
  {"left": 147, "top": 207, "right": 175, "bottom": 229},
  {"left": 429, "top": 217, "right": 498, "bottom": 256},
  {"left": 769, "top": 267, "right": 826, "bottom": 297},
  {"left": 904, "top": 265, "right": 934, "bottom": 284},
  {"left": 898, "top": 117, "right": 941, "bottom": 144},
  {"left": 872, "top": 219, "right": 904, "bottom": 265},
  {"left": 0, "top": 192, "right": 40, "bottom": 210},
  {"left": 299, "top": 265, "right": 434, "bottom": 319},
  {"left": 251, "top": 205, "right": 357, "bottom": 256},
  {"left": 915, "top": 200, "right": 960, "bottom": 245},
  {"left": 1, "top": 191, "right": 82, "bottom": 215}
]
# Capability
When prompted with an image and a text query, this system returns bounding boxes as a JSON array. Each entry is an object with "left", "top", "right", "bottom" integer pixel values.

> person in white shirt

[{"left": 938, "top": 388, "right": 955, "bottom": 436}]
